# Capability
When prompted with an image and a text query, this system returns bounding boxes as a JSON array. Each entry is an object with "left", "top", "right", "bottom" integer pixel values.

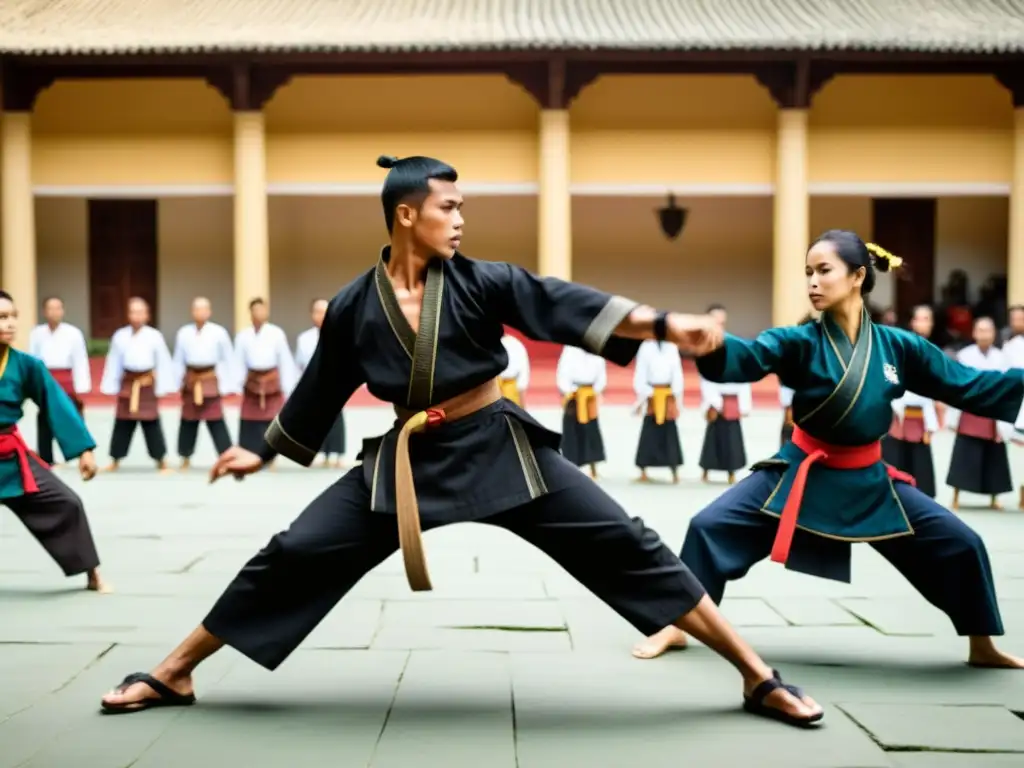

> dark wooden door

[
  {"left": 871, "top": 198, "right": 936, "bottom": 325},
  {"left": 88, "top": 199, "right": 158, "bottom": 339}
]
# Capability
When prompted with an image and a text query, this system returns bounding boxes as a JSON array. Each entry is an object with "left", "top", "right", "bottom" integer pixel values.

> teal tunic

[
  {"left": 696, "top": 309, "right": 1024, "bottom": 544},
  {"left": 0, "top": 347, "right": 96, "bottom": 499}
]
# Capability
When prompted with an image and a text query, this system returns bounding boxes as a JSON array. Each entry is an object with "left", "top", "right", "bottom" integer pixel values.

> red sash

[
  {"left": 0, "top": 428, "right": 45, "bottom": 493},
  {"left": 721, "top": 394, "right": 741, "bottom": 421},
  {"left": 770, "top": 426, "right": 915, "bottom": 566},
  {"left": 957, "top": 413, "right": 997, "bottom": 441},
  {"left": 888, "top": 406, "right": 926, "bottom": 443},
  {"left": 48, "top": 368, "right": 78, "bottom": 400}
]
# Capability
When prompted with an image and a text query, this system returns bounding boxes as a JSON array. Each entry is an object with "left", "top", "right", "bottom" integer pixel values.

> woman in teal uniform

[
  {"left": 0, "top": 290, "right": 108, "bottom": 593},
  {"left": 632, "top": 230, "right": 1023, "bottom": 670}
]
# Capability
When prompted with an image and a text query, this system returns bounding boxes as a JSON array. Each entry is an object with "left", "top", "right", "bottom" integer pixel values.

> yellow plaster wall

[
  {"left": 569, "top": 75, "right": 777, "bottom": 185},
  {"left": 809, "top": 75, "right": 1015, "bottom": 183},
  {"left": 32, "top": 79, "right": 233, "bottom": 186},
  {"left": 265, "top": 75, "right": 539, "bottom": 184}
]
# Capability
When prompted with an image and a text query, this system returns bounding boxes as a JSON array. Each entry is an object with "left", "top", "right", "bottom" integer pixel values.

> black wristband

[
  {"left": 653, "top": 311, "right": 669, "bottom": 342},
  {"left": 256, "top": 440, "right": 279, "bottom": 465}
]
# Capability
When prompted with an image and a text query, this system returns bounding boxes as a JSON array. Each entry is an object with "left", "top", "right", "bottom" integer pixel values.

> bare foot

[
  {"left": 631, "top": 626, "right": 688, "bottom": 659},
  {"left": 179, "top": 459, "right": 191, "bottom": 472},
  {"left": 969, "top": 638, "right": 1024, "bottom": 669},
  {"left": 990, "top": 499, "right": 1003, "bottom": 511},
  {"left": 701, "top": 470, "right": 709, "bottom": 483},
  {"left": 101, "top": 669, "right": 194, "bottom": 711},
  {"left": 101, "top": 462, "right": 119, "bottom": 473},
  {"left": 635, "top": 472, "right": 650, "bottom": 483},
  {"left": 671, "top": 471, "right": 679, "bottom": 484},
  {"left": 87, "top": 570, "right": 113, "bottom": 594}
]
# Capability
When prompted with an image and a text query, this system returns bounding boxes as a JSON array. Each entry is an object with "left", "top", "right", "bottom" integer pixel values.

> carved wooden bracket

[
  {"left": 205, "top": 65, "right": 292, "bottom": 111},
  {"left": 755, "top": 59, "right": 834, "bottom": 109},
  {"left": 0, "top": 62, "right": 57, "bottom": 111},
  {"left": 506, "top": 58, "right": 600, "bottom": 109},
  {"left": 995, "top": 69, "right": 1024, "bottom": 107}
]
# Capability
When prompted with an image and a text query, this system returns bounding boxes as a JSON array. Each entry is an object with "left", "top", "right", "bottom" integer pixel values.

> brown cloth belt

[
  {"left": 186, "top": 367, "right": 217, "bottom": 406},
  {"left": 123, "top": 372, "right": 154, "bottom": 414},
  {"left": 245, "top": 368, "right": 280, "bottom": 411},
  {"left": 393, "top": 378, "right": 502, "bottom": 592}
]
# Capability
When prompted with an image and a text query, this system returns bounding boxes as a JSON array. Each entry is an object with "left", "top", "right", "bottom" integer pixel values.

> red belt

[
  {"left": 0, "top": 429, "right": 43, "bottom": 493},
  {"left": 771, "top": 426, "right": 915, "bottom": 565}
]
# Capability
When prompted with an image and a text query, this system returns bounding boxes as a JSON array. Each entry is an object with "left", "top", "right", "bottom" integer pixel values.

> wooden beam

[
  {"left": 3, "top": 48, "right": 1024, "bottom": 108},
  {"left": 0, "top": 60, "right": 55, "bottom": 111},
  {"left": 505, "top": 58, "right": 600, "bottom": 109},
  {"left": 755, "top": 58, "right": 834, "bottom": 109},
  {"left": 204, "top": 64, "right": 291, "bottom": 111},
  {"left": 996, "top": 67, "right": 1024, "bottom": 107}
]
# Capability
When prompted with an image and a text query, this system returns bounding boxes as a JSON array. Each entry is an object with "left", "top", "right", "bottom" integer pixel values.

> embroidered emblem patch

[{"left": 883, "top": 362, "right": 900, "bottom": 385}]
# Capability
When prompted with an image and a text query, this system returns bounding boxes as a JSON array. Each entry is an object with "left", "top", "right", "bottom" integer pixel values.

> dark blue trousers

[{"left": 680, "top": 469, "right": 1004, "bottom": 636}]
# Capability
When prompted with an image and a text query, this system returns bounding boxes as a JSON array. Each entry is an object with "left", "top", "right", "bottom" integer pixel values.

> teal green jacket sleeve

[
  {"left": 25, "top": 355, "right": 96, "bottom": 460},
  {"left": 695, "top": 327, "right": 805, "bottom": 385},
  {"left": 901, "top": 332, "right": 1024, "bottom": 423}
]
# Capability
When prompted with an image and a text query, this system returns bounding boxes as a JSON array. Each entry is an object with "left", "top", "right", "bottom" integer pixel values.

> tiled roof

[{"left": 2, "top": 0, "right": 1024, "bottom": 56}]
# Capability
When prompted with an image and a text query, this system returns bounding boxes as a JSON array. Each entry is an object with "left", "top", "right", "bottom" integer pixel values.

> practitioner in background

[
  {"left": 28, "top": 296, "right": 91, "bottom": 466},
  {"left": 0, "top": 290, "right": 108, "bottom": 593},
  {"left": 556, "top": 345, "right": 607, "bottom": 478},
  {"left": 779, "top": 385, "right": 795, "bottom": 447},
  {"left": 882, "top": 304, "right": 939, "bottom": 498},
  {"left": 632, "top": 339, "right": 684, "bottom": 483},
  {"left": 698, "top": 305, "right": 750, "bottom": 484},
  {"left": 172, "top": 297, "right": 236, "bottom": 470},
  {"left": 295, "top": 298, "right": 346, "bottom": 468},
  {"left": 99, "top": 298, "right": 175, "bottom": 473},
  {"left": 945, "top": 317, "right": 1014, "bottom": 510},
  {"left": 1001, "top": 318, "right": 1024, "bottom": 508},
  {"left": 778, "top": 314, "right": 817, "bottom": 447},
  {"left": 233, "top": 298, "right": 299, "bottom": 458},
  {"left": 498, "top": 332, "right": 530, "bottom": 407}
]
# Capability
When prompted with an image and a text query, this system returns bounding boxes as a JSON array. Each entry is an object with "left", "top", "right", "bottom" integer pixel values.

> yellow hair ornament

[{"left": 865, "top": 242, "right": 903, "bottom": 270}]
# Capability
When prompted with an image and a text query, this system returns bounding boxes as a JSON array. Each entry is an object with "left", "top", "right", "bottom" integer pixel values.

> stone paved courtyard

[{"left": 1, "top": 405, "right": 1023, "bottom": 767}]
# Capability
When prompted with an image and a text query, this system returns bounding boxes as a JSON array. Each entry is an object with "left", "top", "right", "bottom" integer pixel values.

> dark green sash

[
  {"left": 798, "top": 308, "right": 873, "bottom": 432},
  {"left": 374, "top": 253, "right": 446, "bottom": 409}
]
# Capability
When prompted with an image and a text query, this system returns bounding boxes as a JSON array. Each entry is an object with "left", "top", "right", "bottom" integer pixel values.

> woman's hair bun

[
  {"left": 376, "top": 155, "right": 399, "bottom": 169},
  {"left": 873, "top": 255, "right": 891, "bottom": 273}
]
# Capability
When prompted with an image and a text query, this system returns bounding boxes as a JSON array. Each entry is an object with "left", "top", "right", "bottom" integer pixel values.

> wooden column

[
  {"left": 771, "top": 109, "right": 810, "bottom": 327},
  {"left": 1011, "top": 106, "right": 1024, "bottom": 306},
  {"left": 1, "top": 112, "right": 35, "bottom": 347},
  {"left": 758, "top": 63, "right": 833, "bottom": 327},
  {"left": 232, "top": 111, "right": 270, "bottom": 333},
  {"left": 507, "top": 60, "right": 598, "bottom": 282},
  {"left": 207, "top": 67, "right": 291, "bottom": 332},
  {"left": 997, "top": 74, "right": 1024, "bottom": 306},
  {"left": 538, "top": 109, "right": 571, "bottom": 280},
  {"left": 1, "top": 67, "right": 54, "bottom": 348}
]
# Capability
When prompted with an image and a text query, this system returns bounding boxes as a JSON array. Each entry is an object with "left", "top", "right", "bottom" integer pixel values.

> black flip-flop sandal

[
  {"left": 743, "top": 669, "right": 824, "bottom": 728},
  {"left": 100, "top": 672, "right": 196, "bottom": 715}
]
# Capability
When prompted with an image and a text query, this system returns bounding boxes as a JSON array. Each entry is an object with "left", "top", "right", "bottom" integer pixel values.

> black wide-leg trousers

[{"left": 204, "top": 460, "right": 706, "bottom": 670}]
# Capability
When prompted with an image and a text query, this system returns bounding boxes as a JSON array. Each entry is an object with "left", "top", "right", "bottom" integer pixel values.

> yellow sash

[
  {"left": 650, "top": 385, "right": 672, "bottom": 425},
  {"left": 499, "top": 377, "right": 521, "bottom": 406},
  {"left": 562, "top": 385, "right": 596, "bottom": 424}
]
